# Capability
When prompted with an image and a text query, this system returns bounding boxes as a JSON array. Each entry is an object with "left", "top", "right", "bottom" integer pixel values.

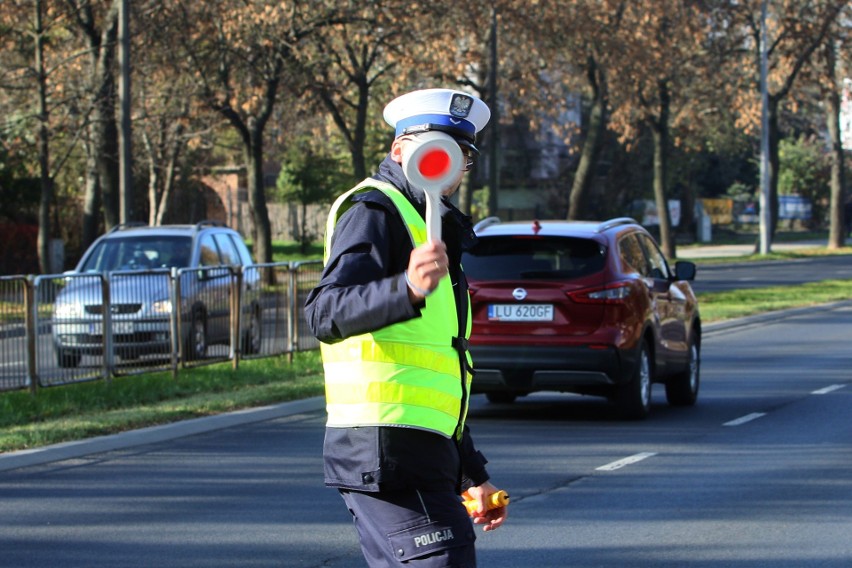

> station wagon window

[
  {"left": 231, "top": 235, "right": 254, "bottom": 265},
  {"left": 199, "top": 234, "right": 221, "bottom": 266},
  {"left": 213, "top": 233, "right": 240, "bottom": 265}
]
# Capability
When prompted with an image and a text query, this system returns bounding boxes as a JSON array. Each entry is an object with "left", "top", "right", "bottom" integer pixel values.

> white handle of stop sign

[{"left": 401, "top": 131, "right": 464, "bottom": 243}]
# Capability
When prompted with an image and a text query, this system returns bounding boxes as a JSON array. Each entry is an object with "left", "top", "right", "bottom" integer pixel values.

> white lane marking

[
  {"left": 812, "top": 384, "right": 845, "bottom": 395},
  {"left": 596, "top": 452, "right": 657, "bottom": 471},
  {"left": 723, "top": 412, "right": 766, "bottom": 427}
]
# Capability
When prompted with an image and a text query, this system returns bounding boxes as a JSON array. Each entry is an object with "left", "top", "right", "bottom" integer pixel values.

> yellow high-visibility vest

[{"left": 321, "top": 180, "right": 472, "bottom": 439}]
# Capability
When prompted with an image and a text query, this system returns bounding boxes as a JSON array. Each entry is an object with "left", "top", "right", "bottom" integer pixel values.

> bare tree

[
  {"left": 814, "top": 15, "right": 851, "bottom": 249},
  {"left": 301, "top": 1, "right": 405, "bottom": 182},
  {"left": 160, "top": 0, "right": 353, "bottom": 265},
  {"left": 62, "top": 0, "right": 122, "bottom": 247},
  {"left": 722, "top": 0, "right": 847, "bottom": 241},
  {"left": 0, "top": 0, "right": 89, "bottom": 272}
]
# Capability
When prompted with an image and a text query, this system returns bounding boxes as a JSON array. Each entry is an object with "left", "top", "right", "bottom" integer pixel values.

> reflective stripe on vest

[{"left": 321, "top": 180, "right": 471, "bottom": 439}]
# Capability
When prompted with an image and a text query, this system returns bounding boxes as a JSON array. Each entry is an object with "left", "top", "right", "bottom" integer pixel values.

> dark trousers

[{"left": 340, "top": 488, "right": 477, "bottom": 567}]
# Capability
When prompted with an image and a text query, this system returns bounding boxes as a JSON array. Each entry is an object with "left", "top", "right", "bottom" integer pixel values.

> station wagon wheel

[
  {"left": 242, "top": 306, "right": 262, "bottom": 355},
  {"left": 665, "top": 336, "right": 700, "bottom": 406},
  {"left": 56, "top": 347, "right": 81, "bottom": 369},
  {"left": 617, "top": 340, "right": 652, "bottom": 420},
  {"left": 185, "top": 309, "right": 207, "bottom": 361}
]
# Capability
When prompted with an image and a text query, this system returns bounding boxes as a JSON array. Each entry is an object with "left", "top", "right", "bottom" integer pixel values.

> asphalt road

[
  {"left": 1, "top": 302, "right": 851, "bottom": 567},
  {"left": 690, "top": 254, "right": 852, "bottom": 294}
]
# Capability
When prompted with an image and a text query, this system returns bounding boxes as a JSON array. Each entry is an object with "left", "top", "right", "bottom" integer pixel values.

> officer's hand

[
  {"left": 405, "top": 241, "right": 448, "bottom": 303},
  {"left": 466, "top": 481, "right": 508, "bottom": 532}
]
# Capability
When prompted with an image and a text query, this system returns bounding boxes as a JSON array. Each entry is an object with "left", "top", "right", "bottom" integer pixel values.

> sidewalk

[{"left": 676, "top": 239, "right": 829, "bottom": 259}]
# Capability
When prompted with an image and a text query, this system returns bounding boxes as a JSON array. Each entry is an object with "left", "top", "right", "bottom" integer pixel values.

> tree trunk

[
  {"left": 247, "top": 128, "right": 272, "bottom": 266},
  {"left": 145, "top": 122, "right": 182, "bottom": 226},
  {"left": 823, "top": 46, "right": 846, "bottom": 250},
  {"left": 71, "top": 1, "right": 120, "bottom": 234},
  {"left": 567, "top": 87, "right": 605, "bottom": 220},
  {"left": 651, "top": 126, "right": 675, "bottom": 259},
  {"left": 94, "top": 83, "right": 121, "bottom": 231},
  {"left": 567, "top": 53, "right": 607, "bottom": 221},
  {"left": 352, "top": 79, "right": 369, "bottom": 181},
  {"left": 651, "top": 81, "right": 675, "bottom": 259},
  {"left": 34, "top": 0, "right": 52, "bottom": 274},
  {"left": 319, "top": 82, "right": 368, "bottom": 181},
  {"left": 82, "top": 144, "right": 101, "bottom": 251},
  {"left": 486, "top": 6, "right": 499, "bottom": 217},
  {"left": 155, "top": 139, "right": 180, "bottom": 226},
  {"left": 144, "top": 131, "right": 160, "bottom": 225},
  {"left": 300, "top": 201, "right": 309, "bottom": 254},
  {"left": 767, "top": 96, "right": 781, "bottom": 237}
]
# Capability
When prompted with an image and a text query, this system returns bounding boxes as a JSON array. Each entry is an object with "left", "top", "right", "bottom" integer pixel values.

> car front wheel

[
  {"left": 184, "top": 310, "right": 207, "bottom": 361},
  {"left": 242, "top": 306, "right": 262, "bottom": 355},
  {"left": 56, "top": 347, "right": 81, "bottom": 369},
  {"left": 616, "top": 341, "right": 652, "bottom": 420}
]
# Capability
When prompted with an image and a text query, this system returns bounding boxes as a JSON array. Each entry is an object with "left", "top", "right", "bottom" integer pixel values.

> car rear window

[{"left": 463, "top": 236, "right": 606, "bottom": 280}]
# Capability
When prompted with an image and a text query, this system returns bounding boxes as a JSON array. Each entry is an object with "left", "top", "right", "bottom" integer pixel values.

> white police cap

[{"left": 383, "top": 88, "right": 491, "bottom": 148}]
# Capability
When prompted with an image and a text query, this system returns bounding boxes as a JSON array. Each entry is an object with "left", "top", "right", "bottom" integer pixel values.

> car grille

[{"left": 84, "top": 303, "right": 142, "bottom": 315}]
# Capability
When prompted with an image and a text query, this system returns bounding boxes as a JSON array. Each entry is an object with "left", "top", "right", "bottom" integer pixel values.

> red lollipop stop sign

[
  {"left": 401, "top": 131, "right": 464, "bottom": 242},
  {"left": 417, "top": 148, "right": 452, "bottom": 179}
]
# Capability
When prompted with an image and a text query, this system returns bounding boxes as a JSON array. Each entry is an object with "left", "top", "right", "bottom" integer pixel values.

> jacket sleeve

[
  {"left": 305, "top": 199, "right": 422, "bottom": 343},
  {"left": 458, "top": 425, "right": 490, "bottom": 487}
]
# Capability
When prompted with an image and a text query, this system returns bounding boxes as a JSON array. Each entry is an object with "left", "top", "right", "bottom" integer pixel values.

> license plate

[
  {"left": 487, "top": 304, "right": 554, "bottom": 322},
  {"left": 89, "top": 321, "right": 134, "bottom": 335}
]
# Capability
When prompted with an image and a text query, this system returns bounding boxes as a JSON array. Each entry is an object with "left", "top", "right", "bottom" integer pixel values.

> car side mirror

[{"left": 673, "top": 260, "right": 696, "bottom": 281}]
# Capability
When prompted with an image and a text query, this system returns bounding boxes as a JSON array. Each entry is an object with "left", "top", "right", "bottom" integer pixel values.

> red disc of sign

[{"left": 417, "top": 149, "right": 451, "bottom": 179}]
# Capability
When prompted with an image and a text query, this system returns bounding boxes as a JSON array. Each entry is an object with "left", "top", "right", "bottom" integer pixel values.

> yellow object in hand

[{"left": 462, "top": 489, "right": 510, "bottom": 515}]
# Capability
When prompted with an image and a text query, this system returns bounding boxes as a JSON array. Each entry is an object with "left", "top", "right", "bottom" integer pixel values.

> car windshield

[
  {"left": 79, "top": 236, "right": 193, "bottom": 272},
  {"left": 463, "top": 236, "right": 606, "bottom": 280}
]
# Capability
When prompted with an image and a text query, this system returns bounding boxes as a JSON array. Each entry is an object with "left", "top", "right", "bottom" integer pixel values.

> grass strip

[
  {"left": 0, "top": 351, "right": 324, "bottom": 453},
  {"left": 696, "top": 279, "right": 852, "bottom": 322},
  {"left": 677, "top": 246, "right": 852, "bottom": 264}
]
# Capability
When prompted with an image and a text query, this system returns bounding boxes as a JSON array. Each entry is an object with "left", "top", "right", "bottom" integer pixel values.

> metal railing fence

[
  {"left": 0, "top": 261, "right": 323, "bottom": 394},
  {"left": 291, "top": 261, "right": 323, "bottom": 353},
  {"left": 0, "top": 276, "right": 32, "bottom": 393}
]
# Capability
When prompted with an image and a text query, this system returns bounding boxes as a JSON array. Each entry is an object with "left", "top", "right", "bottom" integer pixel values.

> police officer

[{"left": 305, "top": 88, "right": 508, "bottom": 567}]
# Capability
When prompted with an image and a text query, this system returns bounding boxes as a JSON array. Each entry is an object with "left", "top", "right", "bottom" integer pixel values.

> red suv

[{"left": 462, "top": 217, "right": 700, "bottom": 419}]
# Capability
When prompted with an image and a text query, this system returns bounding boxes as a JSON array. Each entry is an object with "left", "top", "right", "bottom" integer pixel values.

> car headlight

[
  {"left": 54, "top": 302, "right": 82, "bottom": 318},
  {"left": 151, "top": 299, "right": 173, "bottom": 314}
]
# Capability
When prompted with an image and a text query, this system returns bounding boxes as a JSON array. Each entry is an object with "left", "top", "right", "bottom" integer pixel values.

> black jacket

[{"left": 304, "top": 155, "right": 489, "bottom": 493}]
